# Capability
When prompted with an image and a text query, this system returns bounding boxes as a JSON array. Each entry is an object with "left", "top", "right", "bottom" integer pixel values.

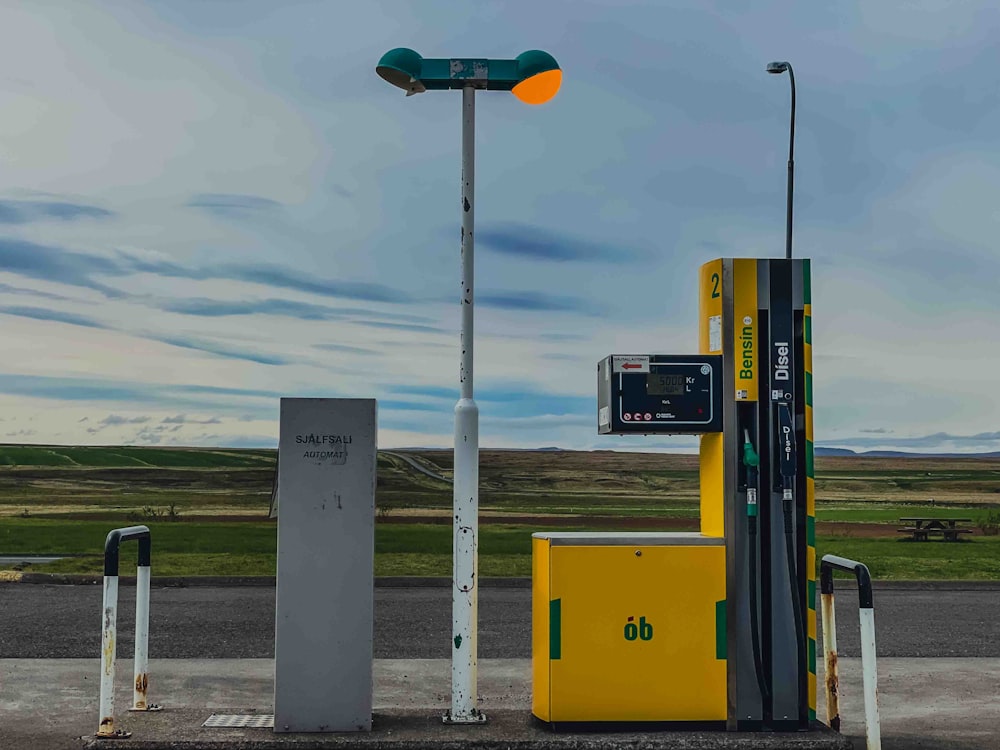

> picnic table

[{"left": 897, "top": 517, "right": 973, "bottom": 542}]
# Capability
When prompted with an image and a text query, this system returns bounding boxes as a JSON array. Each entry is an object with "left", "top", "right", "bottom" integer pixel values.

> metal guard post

[
  {"left": 97, "top": 525, "right": 160, "bottom": 740},
  {"left": 819, "top": 554, "right": 881, "bottom": 750}
]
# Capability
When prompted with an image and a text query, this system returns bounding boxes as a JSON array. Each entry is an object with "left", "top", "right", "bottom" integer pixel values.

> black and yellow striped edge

[{"left": 804, "top": 259, "right": 816, "bottom": 721}]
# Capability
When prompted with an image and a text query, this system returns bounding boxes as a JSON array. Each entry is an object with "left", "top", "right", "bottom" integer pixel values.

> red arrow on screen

[{"left": 621, "top": 363, "right": 643, "bottom": 370}]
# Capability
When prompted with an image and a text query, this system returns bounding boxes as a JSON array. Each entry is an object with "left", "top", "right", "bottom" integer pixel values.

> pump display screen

[{"left": 647, "top": 374, "right": 686, "bottom": 396}]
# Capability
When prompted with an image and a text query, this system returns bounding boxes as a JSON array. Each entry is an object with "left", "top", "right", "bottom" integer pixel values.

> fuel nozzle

[
  {"left": 743, "top": 429, "right": 759, "bottom": 518},
  {"left": 777, "top": 402, "right": 796, "bottom": 529}
]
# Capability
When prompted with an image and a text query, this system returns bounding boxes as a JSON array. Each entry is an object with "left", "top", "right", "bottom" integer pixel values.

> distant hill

[{"left": 814, "top": 447, "right": 1000, "bottom": 459}]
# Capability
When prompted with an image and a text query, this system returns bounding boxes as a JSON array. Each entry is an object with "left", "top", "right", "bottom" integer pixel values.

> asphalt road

[{"left": 1, "top": 583, "right": 998, "bottom": 659}]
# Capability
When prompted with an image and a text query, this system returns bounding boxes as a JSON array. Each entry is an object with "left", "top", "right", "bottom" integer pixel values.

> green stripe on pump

[
  {"left": 807, "top": 578, "right": 816, "bottom": 608},
  {"left": 809, "top": 708, "right": 817, "bottom": 722},
  {"left": 805, "top": 315, "right": 812, "bottom": 346},
  {"left": 805, "top": 371, "right": 813, "bottom": 407},
  {"left": 715, "top": 600, "right": 727, "bottom": 660},
  {"left": 807, "top": 517, "right": 816, "bottom": 547},
  {"left": 549, "top": 599, "right": 561, "bottom": 660},
  {"left": 803, "top": 259, "right": 811, "bottom": 304},
  {"left": 809, "top": 637, "right": 816, "bottom": 675},
  {"left": 806, "top": 439, "right": 814, "bottom": 478}
]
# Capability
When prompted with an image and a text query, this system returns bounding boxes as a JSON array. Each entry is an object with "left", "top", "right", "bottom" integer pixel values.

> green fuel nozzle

[
  {"left": 742, "top": 429, "right": 759, "bottom": 468},
  {"left": 743, "top": 429, "right": 759, "bottom": 517}
]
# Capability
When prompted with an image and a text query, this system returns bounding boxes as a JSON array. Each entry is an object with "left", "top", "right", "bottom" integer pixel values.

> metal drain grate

[{"left": 203, "top": 714, "right": 274, "bottom": 728}]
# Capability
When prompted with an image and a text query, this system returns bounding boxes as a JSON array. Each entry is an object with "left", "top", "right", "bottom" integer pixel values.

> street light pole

[
  {"left": 767, "top": 61, "right": 795, "bottom": 260},
  {"left": 452, "top": 83, "right": 482, "bottom": 724},
  {"left": 375, "top": 48, "right": 561, "bottom": 725}
]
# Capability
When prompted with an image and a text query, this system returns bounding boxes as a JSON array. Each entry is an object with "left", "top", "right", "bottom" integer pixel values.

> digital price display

[{"left": 647, "top": 373, "right": 686, "bottom": 396}]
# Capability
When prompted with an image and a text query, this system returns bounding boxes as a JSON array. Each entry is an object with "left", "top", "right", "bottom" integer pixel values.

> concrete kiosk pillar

[{"left": 274, "top": 398, "right": 377, "bottom": 732}]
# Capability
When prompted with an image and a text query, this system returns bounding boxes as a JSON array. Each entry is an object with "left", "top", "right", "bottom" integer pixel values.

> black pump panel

[{"left": 598, "top": 354, "right": 722, "bottom": 434}]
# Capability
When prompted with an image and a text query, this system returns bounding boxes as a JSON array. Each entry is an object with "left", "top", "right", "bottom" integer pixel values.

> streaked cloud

[
  {"left": 821, "top": 431, "right": 1000, "bottom": 451},
  {"left": 149, "top": 334, "right": 293, "bottom": 366},
  {"left": 0, "top": 373, "right": 281, "bottom": 411},
  {"left": 186, "top": 193, "right": 281, "bottom": 216},
  {"left": 157, "top": 297, "right": 431, "bottom": 324},
  {"left": 0, "top": 305, "right": 109, "bottom": 329},
  {"left": 0, "top": 282, "right": 70, "bottom": 301},
  {"left": 478, "top": 223, "right": 643, "bottom": 263},
  {"left": 161, "top": 414, "right": 222, "bottom": 424},
  {"left": 0, "top": 238, "right": 411, "bottom": 304},
  {"left": 387, "top": 384, "right": 592, "bottom": 420},
  {"left": 100, "top": 414, "right": 151, "bottom": 426},
  {"left": 313, "top": 343, "right": 377, "bottom": 355},
  {"left": 358, "top": 321, "right": 448, "bottom": 334},
  {"left": 478, "top": 291, "right": 600, "bottom": 315},
  {"left": 0, "top": 199, "right": 113, "bottom": 224}
]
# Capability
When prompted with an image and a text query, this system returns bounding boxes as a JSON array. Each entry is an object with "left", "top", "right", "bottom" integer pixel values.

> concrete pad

[{"left": 1, "top": 658, "right": 998, "bottom": 749}]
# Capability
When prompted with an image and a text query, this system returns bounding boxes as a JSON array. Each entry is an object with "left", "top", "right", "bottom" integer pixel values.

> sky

[{"left": 0, "top": 0, "right": 998, "bottom": 453}]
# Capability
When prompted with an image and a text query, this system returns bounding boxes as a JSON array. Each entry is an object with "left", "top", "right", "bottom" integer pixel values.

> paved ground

[
  {"left": 2, "top": 658, "right": 998, "bottom": 750},
  {"left": 1, "top": 581, "right": 998, "bottom": 748},
  {"left": 1, "top": 582, "right": 998, "bottom": 659}
]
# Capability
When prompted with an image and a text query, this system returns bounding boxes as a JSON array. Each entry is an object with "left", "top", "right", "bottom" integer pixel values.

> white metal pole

[
  {"left": 132, "top": 564, "right": 151, "bottom": 710},
  {"left": 97, "top": 575, "right": 119, "bottom": 737},
  {"left": 859, "top": 607, "right": 882, "bottom": 750},
  {"left": 448, "top": 84, "right": 482, "bottom": 724},
  {"left": 820, "top": 590, "right": 839, "bottom": 731}
]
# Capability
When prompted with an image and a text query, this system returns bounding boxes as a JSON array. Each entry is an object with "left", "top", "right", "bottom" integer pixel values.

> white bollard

[
  {"left": 820, "top": 554, "right": 881, "bottom": 750},
  {"left": 132, "top": 564, "right": 151, "bottom": 710},
  {"left": 859, "top": 607, "right": 882, "bottom": 750},
  {"left": 97, "top": 575, "right": 120, "bottom": 738},
  {"left": 95, "top": 525, "right": 152, "bottom": 738},
  {"left": 820, "top": 589, "right": 839, "bottom": 731}
]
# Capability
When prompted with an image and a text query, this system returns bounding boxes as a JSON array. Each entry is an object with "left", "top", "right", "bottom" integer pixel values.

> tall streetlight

[
  {"left": 767, "top": 61, "right": 795, "bottom": 260},
  {"left": 376, "top": 48, "right": 561, "bottom": 724}
]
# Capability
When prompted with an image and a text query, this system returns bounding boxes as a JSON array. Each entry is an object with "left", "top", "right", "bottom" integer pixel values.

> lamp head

[
  {"left": 766, "top": 61, "right": 789, "bottom": 74},
  {"left": 512, "top": 50, "right": 561, "bottom": 105},
  {"left": 376, "top": 48, "right": 426, "bottom": 95}
]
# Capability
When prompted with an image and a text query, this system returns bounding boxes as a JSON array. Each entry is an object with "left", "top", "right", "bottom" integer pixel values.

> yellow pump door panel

[{"left": 536, "top": 533, "right": 726, "bottom": 723}]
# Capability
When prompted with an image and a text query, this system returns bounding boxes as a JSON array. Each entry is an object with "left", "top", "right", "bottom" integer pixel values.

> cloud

[
  {"left": 859, "top": 427, "right": 893, "bottom": 434},
  {"left": 314, "top": 343, "right": 376, "bottom": 354},
  {"left": 161, "top": 414, "right": 222, "bottom": 424},
  {"left": 158, "top": 297, "right": 431, "bottom": 324},
  {"left": 221, "top": 265, "right": 411, "bottom": 304},
  {"left": 477, "top": 291, "right": 600, "bottom": 315},
  {"left": 378, "top": 399, "right": 447, "bottom": 413},
  {"left": 477, "top": 223, "right": 643, "bottom": 263},
  {"left": 0, "top": 282, "right": 70, "bottom": 302},
  {"left": 390, "top": 385, "right": 455, "bottom": 400},
  {"left": 0, "top": 305, "right": 110, "bottom": 329},
  {"left": 387, "top": 384, "right": 592, "bottom": 419},
  {"left": 0, "top": 238, "right": 125, "bottom": 296},
  {"left": 100, "top": 414, "right": 151, "bottom": 425},
  {"left": 820, "top": 431, "right": 1000, "bottom": 450},
  {"left": 0, "top": 373, "right": 281, "bottom": 411},
  {"left": 0, "top": 239, "right": 412, "bottom": 305},
  {"left": 185, "top": 193, "right": 282, "bottom": 216},
  {"left": 160, "top": 297, "right": 341, "bottom": 320},
  {"left": 358, "top": 321, "right": 448, "bottom": 334},
  {"left": 149, "top": 334, "right": 293, "bottom": 366},
  {"left": 0, "top": 199, "right": 114, "bottom": 224}
]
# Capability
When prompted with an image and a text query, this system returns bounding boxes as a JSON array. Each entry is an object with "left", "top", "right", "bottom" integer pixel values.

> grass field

[{"left": 0, "top": 445, "right": 998, "bottom": 580}]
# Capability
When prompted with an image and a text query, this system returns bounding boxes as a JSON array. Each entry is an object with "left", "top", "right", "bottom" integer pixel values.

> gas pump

[{"left": 532, "top": 257, "right": 815, "bottom": 731}]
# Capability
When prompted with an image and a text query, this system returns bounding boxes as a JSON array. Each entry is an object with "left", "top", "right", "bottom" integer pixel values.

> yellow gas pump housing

[
  {"left": 533, "top": 258, "right": 816, "bottom": 730},
  {"left": 532, "top": 532, "right": 727, "bottom": 724}
]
